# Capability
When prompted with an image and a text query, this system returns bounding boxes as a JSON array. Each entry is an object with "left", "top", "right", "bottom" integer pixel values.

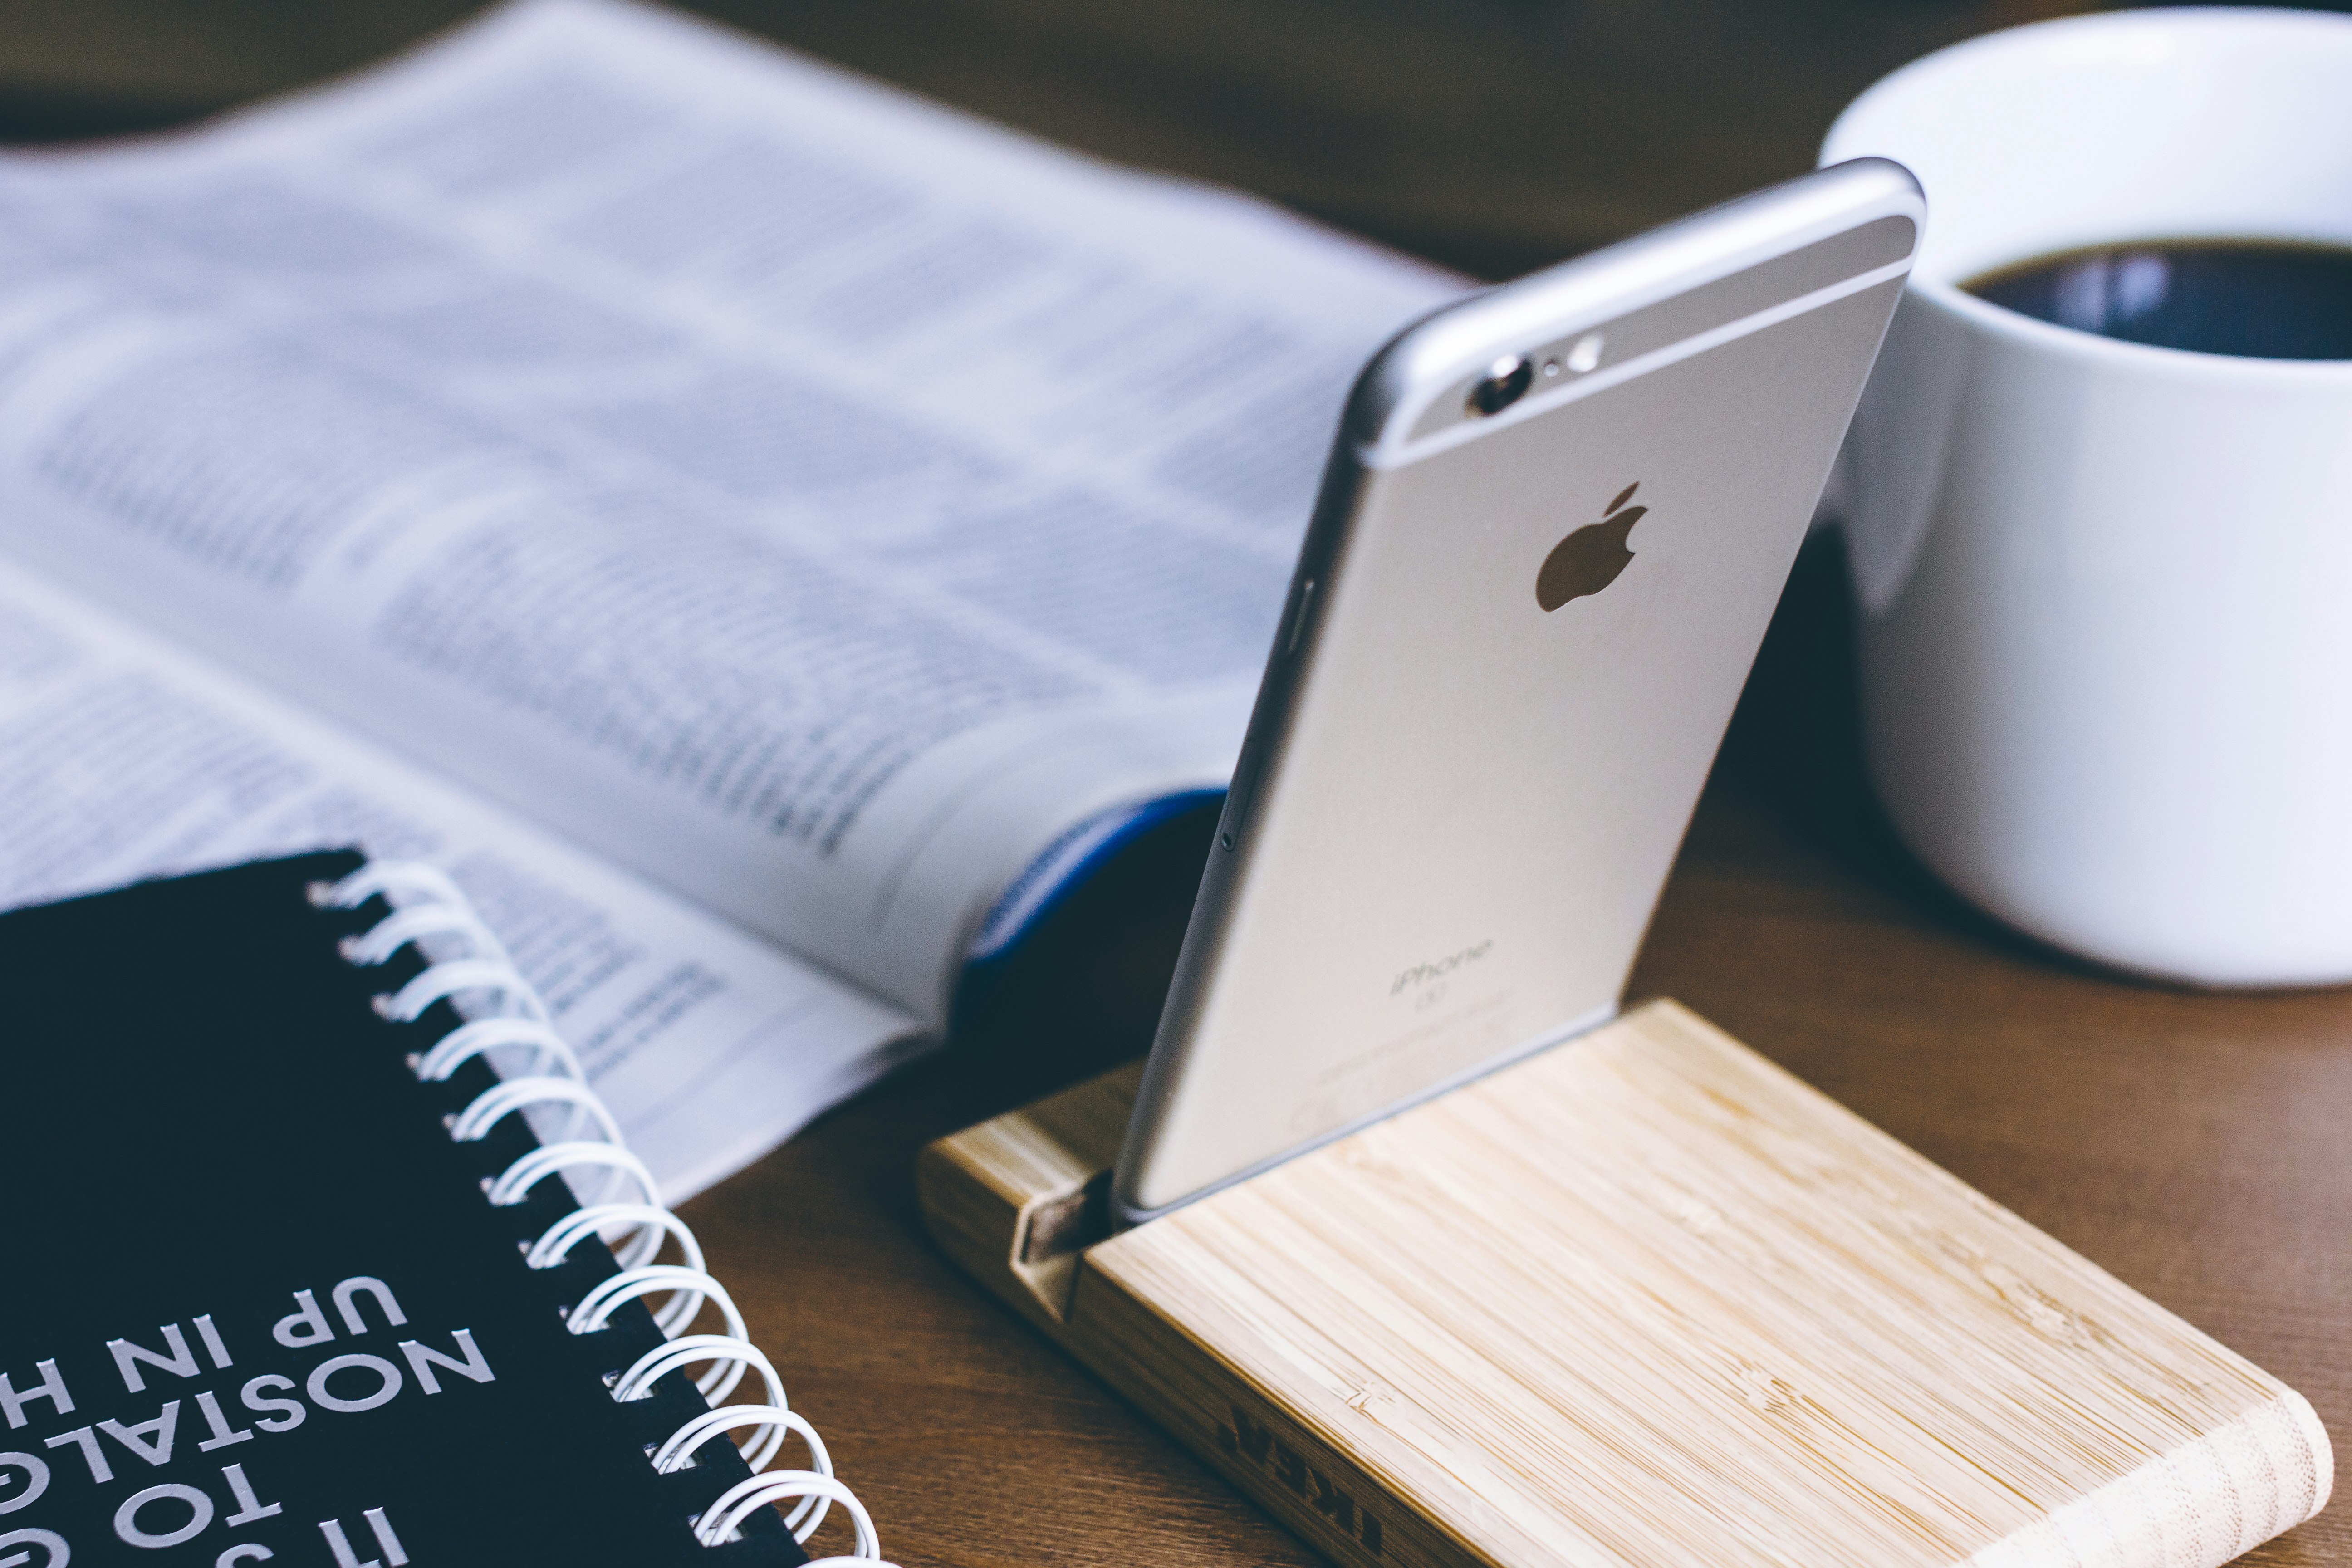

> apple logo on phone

[{"left": 1536, "top": 482, "right": 1645, "bottom": 611}]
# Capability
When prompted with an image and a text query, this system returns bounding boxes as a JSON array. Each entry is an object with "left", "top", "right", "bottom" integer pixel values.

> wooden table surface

[{"left": 9, "top": 2, "right": 2344, "bottom": 1563}]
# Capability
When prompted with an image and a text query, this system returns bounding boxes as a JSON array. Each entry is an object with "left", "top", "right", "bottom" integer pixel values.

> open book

[{"left": 0, "top": 0, "right": 1461, "bottom": 1199}]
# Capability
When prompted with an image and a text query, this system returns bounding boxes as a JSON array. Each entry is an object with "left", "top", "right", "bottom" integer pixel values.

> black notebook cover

[{"left": 0, "top": 852, "right": 804, "bottom": 1566}]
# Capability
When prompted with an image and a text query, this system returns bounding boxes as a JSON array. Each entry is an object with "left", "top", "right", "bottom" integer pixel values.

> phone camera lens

[{"left": 1466, "top": 355, "right": 1534, "bottom": 416}]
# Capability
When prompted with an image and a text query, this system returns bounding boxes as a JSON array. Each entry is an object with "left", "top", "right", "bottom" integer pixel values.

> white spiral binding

[{"left": 316, "top": 862, "right": 895, "bottom": 1566}]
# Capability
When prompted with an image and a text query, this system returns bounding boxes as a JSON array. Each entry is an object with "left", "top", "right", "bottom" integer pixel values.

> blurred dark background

[{"left": 3, "top": 0, "right": 2342, "bottom": 281}]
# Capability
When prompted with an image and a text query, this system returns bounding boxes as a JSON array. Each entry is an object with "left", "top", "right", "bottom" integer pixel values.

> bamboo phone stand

[{"left": 919, "top": 1001, "right": 2332, "bottom": 1568}]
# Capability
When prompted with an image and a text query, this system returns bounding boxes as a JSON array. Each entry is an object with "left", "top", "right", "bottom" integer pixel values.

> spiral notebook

[{"left": 0, "top": 850, "right": 887, "bottom": 1568}]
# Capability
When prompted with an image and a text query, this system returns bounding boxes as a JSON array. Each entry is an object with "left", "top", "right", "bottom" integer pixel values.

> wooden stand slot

[{"left": 919, "top": 1000, "right": 2332, "bottom": 1568}]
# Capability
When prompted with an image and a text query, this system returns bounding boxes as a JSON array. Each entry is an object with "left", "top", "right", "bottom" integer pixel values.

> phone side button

[
  {"left": 1283, "top": 577, "right": 1318, "bottom": 656},
  {"left": 1217, "top": 740, "right": 1265, "bottom": 853}
]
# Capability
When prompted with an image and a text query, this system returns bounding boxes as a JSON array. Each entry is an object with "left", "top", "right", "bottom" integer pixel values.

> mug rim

[{"left": 1823, "top": 5, "right": 2352, "bottom": 383}]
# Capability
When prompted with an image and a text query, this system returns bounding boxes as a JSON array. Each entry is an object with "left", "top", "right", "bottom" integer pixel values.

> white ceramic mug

[{"left": 1819, "top": 9, "right": 2352, "bottom": 987}]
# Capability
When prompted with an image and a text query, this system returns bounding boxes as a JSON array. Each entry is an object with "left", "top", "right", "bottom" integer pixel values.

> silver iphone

[{"left": 1115, "top": 159, "right": 1922, "bottom": 1221}]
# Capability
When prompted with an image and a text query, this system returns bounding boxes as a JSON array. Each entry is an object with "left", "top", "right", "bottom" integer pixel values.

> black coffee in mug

[{"left": 1965, "top": 239, "right": 2352, "bottom": 360}]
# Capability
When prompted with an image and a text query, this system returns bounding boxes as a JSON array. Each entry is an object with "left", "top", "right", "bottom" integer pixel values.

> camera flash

[{"left": 1566, "top": 333, "right": 1603, "bottom": 373}]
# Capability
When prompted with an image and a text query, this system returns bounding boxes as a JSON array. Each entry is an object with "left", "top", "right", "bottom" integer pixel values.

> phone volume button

[
  {"left": 1217, "top": 740, "right": 1266, "bottom": 853},
  {"left": 1283, "top": 578, "right": 1318, "bottom": 656}
]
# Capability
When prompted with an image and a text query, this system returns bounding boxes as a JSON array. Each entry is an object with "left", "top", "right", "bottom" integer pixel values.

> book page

[
  {"left": 0, "top": 559, "right": 922, "bottom": 1201},
  {"left": 0, "top": 0, "right": 1464, "bottom": 1021}
]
